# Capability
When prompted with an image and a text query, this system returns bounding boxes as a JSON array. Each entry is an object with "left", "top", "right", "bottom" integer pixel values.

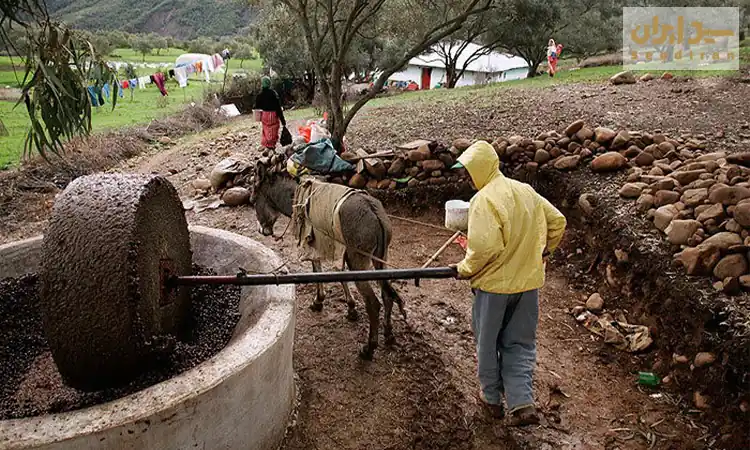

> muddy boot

[
  {"left": 509, "top": 406, "right": 540, "bottom": 427},
  {"left": 478, "top": 391, "right": 505, "bottom": 419}
]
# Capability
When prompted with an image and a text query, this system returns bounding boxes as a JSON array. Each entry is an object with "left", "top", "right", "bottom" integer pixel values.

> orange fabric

[{"left": 196, "top": 61, "right": 203, "bottom": 73}]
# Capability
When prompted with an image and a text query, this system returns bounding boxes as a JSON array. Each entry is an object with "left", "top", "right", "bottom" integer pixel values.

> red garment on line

[
  {"left": 261, "top": 111, "right": 280, "bottom": 148},
  {"left": 152, "top": 72, "right": 168, "bottom": 96}
]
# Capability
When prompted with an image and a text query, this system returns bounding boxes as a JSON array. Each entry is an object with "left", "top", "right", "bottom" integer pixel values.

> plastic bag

[
  {"left": 309, "top": 123, "right": 330, "bottom": 143},
  {"left": 280, "top": 126, "right": 293, "bottom": 146},
  {"left": 297, "top": 125, "right": 311, "bottom": 143}
]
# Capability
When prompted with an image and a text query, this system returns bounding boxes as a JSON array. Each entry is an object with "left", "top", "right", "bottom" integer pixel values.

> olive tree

[
  {"left": 1, "top": 0, "right": 118, "bottom": 159},
  {"left": 251, "top": 0, "right": 493, "bottom": 150}
]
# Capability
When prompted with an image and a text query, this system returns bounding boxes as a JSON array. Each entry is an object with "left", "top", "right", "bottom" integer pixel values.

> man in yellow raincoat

[{"left": 450, "top": 141, "right": 566, "bottom": 426}]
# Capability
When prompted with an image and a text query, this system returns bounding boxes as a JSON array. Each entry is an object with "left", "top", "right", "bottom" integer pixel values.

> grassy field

[
  {"left": 0, "top": 82, "right": 212, "bottom": 169},
  {"left": 0, "top": 47, "right": 263, "bottom": 168},
  {"left": 2, "top": 51, "right": 747, "bottom": 169}
]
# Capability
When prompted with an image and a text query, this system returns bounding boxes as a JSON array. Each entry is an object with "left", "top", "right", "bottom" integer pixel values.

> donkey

[{"left": 252, "top": 164, "right": 404, "bottom": 360}]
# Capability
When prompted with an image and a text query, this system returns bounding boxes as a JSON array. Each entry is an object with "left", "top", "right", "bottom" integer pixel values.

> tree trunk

[
  {"left": 446, "top": 67, "right": 458, "bottom": 88},
  {"left": 240, "top": 60, "right": 244, "bottom": 68},
  {"left": 526, "top": 62, "right": 540, "bottom": 78}
]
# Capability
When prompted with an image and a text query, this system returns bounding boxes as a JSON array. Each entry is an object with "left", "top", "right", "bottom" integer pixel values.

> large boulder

[
  {"left": 665, "top": 219, "right": 702, "bottom": 245},
  {"left": 655, "top": 190, "right": 680, "bottom": 206},
  {"left": 696, "top": 203, "right": 725, "bottom": 222},
  {"left": 554, "top": 155, "right": 581, "bottom": 170},
  {"left": 653, "top": 204, "right": 680, "bottom": 231},
  {"left": 714, "top": 254, "right": 749, "bottom": 279},
  {"left": 221, "top": 187, "right": 251, "bottom": 206},
  {"left": 619, "top": 182, "right": 648, "bottom": 198},
  {"left": 681, "top": 188, "right": 709, "bottom": 207},
  {"left": 702, "top": 232, "right": 743, "bottom": 250},
  {"left": 594, "top": 127, "right": 617, "bottom": 144},
  {"left": 708, "top": 186, "right": 750, "bottom": 205},
  {"left": 674, "top": 244, "right": 722, "bottom": 275},
  {"left": 610, "top": 71, "right": 636, "bottom": 85},
  {"left": 565, "top": 119, "right": 585, "bottom": 136},
  {"left": 671, "top": 170, "right": 706, "bottom": 186},
  {"left": 733, "top": 202, "right": 750, "bottom": 227},
  {"left": 591, "top": 152, "right": 628, "bottom": 172}
]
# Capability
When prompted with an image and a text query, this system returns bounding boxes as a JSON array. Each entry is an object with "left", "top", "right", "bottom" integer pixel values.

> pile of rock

[
  {"left": 620, "top": 150, "right": 750, "bottom": 294},
  {"left": 485, "top": 119, "right": 663, "bottom": 177},
  {"left": 332, "top": 141, "right": 469, "bottom": 190}
]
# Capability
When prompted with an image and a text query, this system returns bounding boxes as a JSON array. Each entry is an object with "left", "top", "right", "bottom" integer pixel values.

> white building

[{"left": 388, "top": 41, "right": 530, "bottom": 89}]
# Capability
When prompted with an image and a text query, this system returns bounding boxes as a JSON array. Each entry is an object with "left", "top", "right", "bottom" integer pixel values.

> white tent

[{"left": 175, "top": 53, "right": 215, "bottom": 82}]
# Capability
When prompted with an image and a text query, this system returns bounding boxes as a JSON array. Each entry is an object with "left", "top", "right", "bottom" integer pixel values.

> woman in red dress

[{"left": 254, "top": 76, "right": 287, "bottom": 150}]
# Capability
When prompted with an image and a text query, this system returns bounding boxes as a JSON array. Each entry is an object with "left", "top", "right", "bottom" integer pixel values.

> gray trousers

[{"left": 471, "top": 288, "right": 539, "bottom": 412}]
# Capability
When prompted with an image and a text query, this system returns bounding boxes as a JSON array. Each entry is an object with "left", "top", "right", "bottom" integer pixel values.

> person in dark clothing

[{"left": 254, "top": 76, "right": 286, "bottom": 149}]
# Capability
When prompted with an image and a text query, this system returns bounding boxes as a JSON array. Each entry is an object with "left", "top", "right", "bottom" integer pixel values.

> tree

[
  {"left": 76, "top": 30, "right": 114, "bottom": 57},
  {"left": 253, "top": 0, "right": 493, "bottom": 149},
  {"left": 0, "top": 0, "right": 118, "bottom": 159},
  {"left": 234, "top": 44, "right": 255, "bottom": 68},
  {"left": 132, "top": 35, "right": 154, "bottom": 62},
  {"left": 152, "top": 34, "right": 168, "bottom": 55},
  {"left": 187, "top": 37, "right": 214, "bottom": 54},
  {"left": 106, "top": 30, "right": 130, "bottom": 49},
  {"left": 556, "top": 6, "right": 620, "bottom": 63},
  {"left": 253, "top": 4, "right": 316, "bottom": 99},
  {"left": 483, "top": 0, "right": 602, "bottom": 77}
]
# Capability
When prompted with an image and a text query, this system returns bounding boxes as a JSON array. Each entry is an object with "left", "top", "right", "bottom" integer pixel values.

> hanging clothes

[
  {"left": 168, "top": 69, "right": 175, "bottom": 78},
  {"left": 212, "top": 53, "right": 224, "bottom": 69},
  {"left": 205, "top": 57, "right": 214, "bottom": 82},
  {"left": 174, "top": 66, "right": 189, "bottom": 88},
  {"left": 152, "top": 72, "right": 168, "bottom": 96},
  {"left": 102, "top": 83, "right": 110, "bottom": 100},
  {"left": 130, "top": 78, "right": 138, "bottom": 89},
  {"left": 121, "top": 80, "right": 129, "bottom": 89},
  {"left": 87, "top": 86, "right": 99, "bottom": 107},
  {"left": 137, "top": 76, "right": 151, "bottom": 89},
  {"left": 195, "top": 61, "right": 203, "bottom": 73}
]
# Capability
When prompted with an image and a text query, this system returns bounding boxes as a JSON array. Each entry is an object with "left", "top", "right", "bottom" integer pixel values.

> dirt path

[{"left": 176, "top": 203, "right": 702, "bottom": 450}]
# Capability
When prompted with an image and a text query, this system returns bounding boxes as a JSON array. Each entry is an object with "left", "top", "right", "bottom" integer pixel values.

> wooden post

[{"left": 422, "top": 230, "right": 463, "bottom": 269}]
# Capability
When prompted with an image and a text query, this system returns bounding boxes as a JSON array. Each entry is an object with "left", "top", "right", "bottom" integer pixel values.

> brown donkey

[{"left": 252, "top": 164, "right": 404, "bottom": 360}]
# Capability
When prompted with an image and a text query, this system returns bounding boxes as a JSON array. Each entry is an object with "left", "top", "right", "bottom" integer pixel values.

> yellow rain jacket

[{"left": 456, "top": 141, "right": 567, "bottom": 294}]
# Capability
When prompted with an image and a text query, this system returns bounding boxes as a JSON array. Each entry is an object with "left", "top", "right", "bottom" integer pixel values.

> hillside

[{"left": 46, "top": 0, "right": 256, "bottom": 39}]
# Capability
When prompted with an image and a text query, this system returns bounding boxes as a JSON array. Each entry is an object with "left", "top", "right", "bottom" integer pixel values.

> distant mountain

[{"left": 46, "top": 0, "right": 256, "bottom": 39}]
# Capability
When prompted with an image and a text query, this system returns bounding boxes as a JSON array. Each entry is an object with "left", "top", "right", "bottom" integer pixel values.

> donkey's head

[
  {"left": 252, "top": 157, "right": 297, "bottom": 237},
  {"left": 253, "top": 162, "right": 280, "bottom": 236}
]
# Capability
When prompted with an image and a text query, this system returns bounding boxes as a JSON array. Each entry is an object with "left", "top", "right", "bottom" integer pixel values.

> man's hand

[{"left": 448, "top": 264, "right": 468, "bottom": 280}]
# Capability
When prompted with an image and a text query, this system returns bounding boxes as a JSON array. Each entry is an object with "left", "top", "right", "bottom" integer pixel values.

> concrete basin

[{"left": 0, "top": 226, "right": 296, "bottom": 450}]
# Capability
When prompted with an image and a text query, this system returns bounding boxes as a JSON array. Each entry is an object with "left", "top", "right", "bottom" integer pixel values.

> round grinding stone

[{"left": 40, "top": 173, "right": 192, "bottom": 390}]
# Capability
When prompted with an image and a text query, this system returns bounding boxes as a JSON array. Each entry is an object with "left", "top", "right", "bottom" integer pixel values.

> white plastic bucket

[{"left": 445, "top": 200, "right": 470, "bottom": 232}]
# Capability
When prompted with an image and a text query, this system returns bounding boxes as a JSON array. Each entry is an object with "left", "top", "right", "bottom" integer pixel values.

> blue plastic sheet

[{"left": 290, "top": 138, "right": 355, "bottom": 174}]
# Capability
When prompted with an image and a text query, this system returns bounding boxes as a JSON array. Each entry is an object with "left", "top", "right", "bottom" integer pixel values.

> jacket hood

[{"left": 457, "top": 141, "right": 502, "bottom": 190}]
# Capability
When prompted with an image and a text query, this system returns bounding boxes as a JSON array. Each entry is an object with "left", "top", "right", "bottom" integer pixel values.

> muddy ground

[{"left": 2, "top": 77, "right": 750, "bottom": 448}]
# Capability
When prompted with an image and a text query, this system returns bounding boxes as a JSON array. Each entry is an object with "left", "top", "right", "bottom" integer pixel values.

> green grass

[
  {"left": 0, "top": 81, "right": 210, "bottom": 169},
  {"left": 0, "top": 46, "right": 263, "bottom": 168},
  {"left": 1, "top": 59, "right": 745, "bottom": 170},
  {"left": 108, "top": 48, "right": 263, "bottom": 73}
]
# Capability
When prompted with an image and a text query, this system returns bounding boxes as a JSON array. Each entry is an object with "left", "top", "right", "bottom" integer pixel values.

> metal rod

[{"left": 171, "top": 267, "right": 458, "bottom": 287}]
